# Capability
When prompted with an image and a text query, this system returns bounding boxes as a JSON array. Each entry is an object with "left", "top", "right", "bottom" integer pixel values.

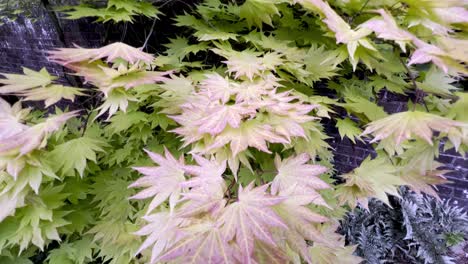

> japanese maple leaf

[
  {"left": 0, "top": 111, "right": 78, "bottom": 156},
  {"left": 399, "top": 163, "right": 450, "bottom": 199},
  {"left": 361, "top": 111, "right": 466, "bottom": 146},
  {"left": 196, "top": 103, "right": 257, "bottom": 136},
  {"left": 48, "top": 42, "right": 154, "bottom": 65},
  {"left": 95, "top": 88, "right": 137, "bottom": 120},
  {"left": 130, "top": 148, "right": 186, "bottom": 214},
  {"left": 359, "top": 9, "right": 413, "bottom": 52},
  {"left": 181, "top": 154, "right": 226, "bottom": 192},
  {"left": 0, "top": 98, "right": 29, "bottom": 140},
  {"left": 233, "top": 74, "right": 281, "bottom": 103},
  {"left": 169, "top": 98, "right": 212, "bottom": 147},
  {"left": 207, "top": 120, "right": 289, "bottom": 156},
  {"left": 266, "top": 91, "right": 317, "bottom": 118},
  {"left": 224, "top": 52, "right": 266, "bottom": 80},
  {"left": 218, "top": 183, "right": 287, "bottom": 264},
  {"left": 179, "top": 154, "right": 228, "bottom": 215},
  {"left": 271, "top": 153, "right": 329, "bottom": 195},
  {"left": 299, "top": 0, "right": 374, "bottom": 67},
  {"left": 199, "top": 73, "right": 237, "bottom": 104},
  {"left": 268, "top": 115, "right": 309, "bottom": 141},
  {"left": 0, "top": 67, "right": 55, "bottom": 92},
  {"left": 273, "top": 187, "right": 330, "bottom": 262},
  {"left": 213, "top": 49, "right": 282, "bottom": 81},
  {"left": 179, "top": 154, "right": 227, "bottom": 217},
  {"left": 110, "top": 70, "right": 169, "bottom": 90},
  {"left": 134, "top": 211, "right": 184, "bottom": 263},
  {"left": 156, "top": 74, "right": 196, "bottom": 115},
  {"left": 336, "top": 157, "right": 406, "bottom": 209},
  {"left": 408, "top": 41, "right": 451, "bottom": 73},
  {"left": 0, "top": 68, "right": 83, "bottom": 107},
  {"left": 157, "top": 219, "right": 233, "bottom": 264},
  {"left": 177, "top": 187, "right": 227, "bottom": 218}
]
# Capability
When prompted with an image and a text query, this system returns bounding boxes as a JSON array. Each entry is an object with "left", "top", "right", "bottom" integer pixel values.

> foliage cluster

[{"left": 0, "top": 0, "right": 467, "bottom": 263}]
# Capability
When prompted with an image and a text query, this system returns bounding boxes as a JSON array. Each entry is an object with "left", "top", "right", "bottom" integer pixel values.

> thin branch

[
  {"left": 349, "top": 0, "right": 370, "bottom": 24},
  {"left": 120, "top": 22, "right": 128, "bottom": 42},
  {"left": 142, "top": 17, "right": 157, "bottom": 49}
]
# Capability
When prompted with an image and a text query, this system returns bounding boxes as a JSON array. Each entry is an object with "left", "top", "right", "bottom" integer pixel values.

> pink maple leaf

[
  {"left": 0, "top": 111, "right": 78, "bottom": 156},
  {"left": 157, "top": 220, "right": 233, "bottom": 264},
  {"left": 196, "top": 103, "right": 257, "bottom": 136},
  {"left": 271, "top": 153, "right": 329, "bottom": 196},
  {"left": 199, "top": 73, "right": 237, "bottom": 104},
  {"left": 218, "top": 182, "right": 287, "bottom": 263},
  {"left": 130, "top": 148, "right": 186, "bottom": 214},
  {"left": 134, "top": 212, "right": 184, "bottom": 263},
  {"left": 48, "top": 42, "right": 154, "bottom": 65},
  {"left": 207, "top": 120, "right": 289, "bottom": 156}
]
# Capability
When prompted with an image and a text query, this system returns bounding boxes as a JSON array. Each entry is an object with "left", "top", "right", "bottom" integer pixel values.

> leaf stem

[{"left": 398, "top": 57, "right": 428, "bottom": 112}]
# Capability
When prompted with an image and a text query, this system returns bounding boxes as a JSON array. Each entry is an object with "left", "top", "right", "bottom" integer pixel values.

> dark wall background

[{"left": 1, "top": 0, "right": 467, "bottom": 208}]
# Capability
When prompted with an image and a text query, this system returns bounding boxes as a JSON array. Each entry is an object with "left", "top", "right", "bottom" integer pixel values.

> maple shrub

[{"left": 0, "top": 0, "right": 467, "bottom": 263}]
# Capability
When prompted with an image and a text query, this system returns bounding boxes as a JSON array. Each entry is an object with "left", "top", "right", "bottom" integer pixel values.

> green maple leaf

[
  {"left": 46, "top": 236, "right": 95, "bottom": 264},
  {"left": 59, "top": 5, "right": 103, "bottom": 20},
  {"left": 342, "top": 95, "right": 388, "bottom": 121},
  {"left": 108, "top": 0, "right": 140, "bottom": 12},
  {"left": 48, "top": 137, "right": 107, "bottom": 177},
  {"left": 417, "top": 66, "right": 460, "bottom": 96},
  {"left": 337, "top": 156, "right": 405, "bottom": 209},
  {"left": 368, "top": 75, "right": 407, "bottom": 94},
  {"left": 0, "top": 67, "right": 55, "bottom": 93},
  {"left": 107, "top": 111, "right": 148, "bottom": 134},
  {"left": 447, "top": 92, "right": 468, "bottom": 122},
  {"left": 0, "top": 256, "right": 33, "bottom": 264},
  {"left": 335, "top": 118, "right": 363, "bottom": 143},
  {"left": 239, "top": 0, "right": 281, "bottom": 29}
]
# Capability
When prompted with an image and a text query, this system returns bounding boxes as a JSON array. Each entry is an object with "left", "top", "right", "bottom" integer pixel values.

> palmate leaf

[
  {"left": 130, "top": 148, "right": 186, "bottom": 214},
  {"left": 337, "top": 156, "right": 406, "bottom": 209},
  {"left": 417, "top": 66, "right": 460, "bottom": 96},
  {"left": 341, "top": 94, "right": 388, "bottom": 121},
  {"left": 21, "top": 84, "right": 84, "bottom": 107},
  {"left": 362, "top": 111, "right": 466, "bottom": 146},
  {"left": 0, "top": 68, "right": 84, "bottom": 107},
  {"left": 359, "top": 9, "right": 413, "bottom": 52},
  {"left": 335, "top": 118, "right": 363, "bottom": 144},
  {"left": 47, "top": 136, "right": 106, "bottom": 177},
  {"left": 182, "top": 154, "right": 226, "bottom": 196},
  {"left": 60, "top": 0, "right": 160, "bottom": 23},
  {"left": 273, "top": 187, "right": 330, "bottom": 262},
  {"left": 46, "top": 236, "right": 95, "bottom": 264},
  {"left": 0, "top": 67, "right": 55, "bottom": 93},
  {"left": 212, "top": 47, "right": 283, "bottom": 80},
  {"left": 399, "top": 166, "right": 450, "bottom": 199},
  {"left": 0, "top": 111, "right": 78, "bottom": 156},
  {"left": 239, "top": 0, "right": 281, "bottom": 29},
  {"left": 0, "top": 98, "right": 29, "bottom": 141},
  {"left": 96, "top": 88, "right": 137, "bottom": 120},
  {"left": 134, "top": 212, "right": 183, "bottom": 263},
  {"left": 299, "top": 0, "right": 376, "bottom": 69},
  {"left": 205, "top": 120, "right": 289, "bottom": 157},
  {"left": 157, "top": 220, "right": 232, "bottom": 264},
  {"left": 271, "top": 153, "right": 329, "bottom": 195},
  {"left": 218, "top": 183, "right": 287, "bottom": 264},
  {"left": 48, "top": 42, "right": 154, "bottom": 65}
]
